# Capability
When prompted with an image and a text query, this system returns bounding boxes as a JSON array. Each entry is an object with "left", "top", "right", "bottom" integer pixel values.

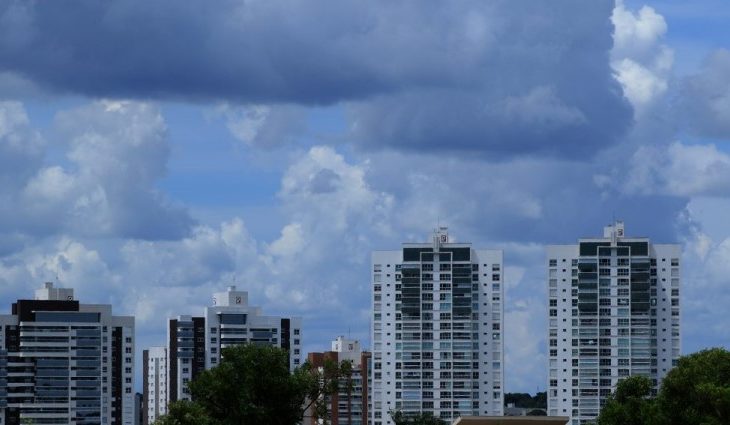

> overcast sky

[{"left": 1, "top": 0, "right": 729, "bottom": 393}]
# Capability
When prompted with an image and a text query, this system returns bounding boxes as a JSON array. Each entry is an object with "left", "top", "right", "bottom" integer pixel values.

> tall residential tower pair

[{"left": 372, "top": 223, "right": 680, "bottom": 425}]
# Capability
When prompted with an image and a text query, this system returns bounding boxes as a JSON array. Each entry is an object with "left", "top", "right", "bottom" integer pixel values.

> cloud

[
  {"left": 215, "top": 103, "right": 308, "bottom": 148},
  {"left": 18, "top": 101, "right": 194, "bottom": 240},
  {"left": 621, "top": 142, "right": 730, "bottom": 197},
  {"left": 345, "top": 0, "right": 631, "bottom": 158},
  {"left": 674, "top": 209, "right": 730, "bottom": 351},
  {"left": 680, "top": 49, "right": 730, "bottom": 139},
  {"left": 0, "top": 100, "right": 43, "bottom": 185},
  {"left": 0, "top": 0, "right": 632, "bottom": 158},
  {"left": 611, "top": 0, "right": 673, "bottom": 114}
]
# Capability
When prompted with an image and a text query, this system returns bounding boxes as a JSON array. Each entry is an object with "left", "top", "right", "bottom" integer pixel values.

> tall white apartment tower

[
  {"left": 142, "top": 346, "right": 167, "bottom": 425},
  {"left": 546, "top": 222, "right": 681, "bottom": 424},
  {"left": 370, "top": 228, "right": 504, "bottom": 425},
  {"left": 0, "top": 282, "right": 135, "bottom": 425}
]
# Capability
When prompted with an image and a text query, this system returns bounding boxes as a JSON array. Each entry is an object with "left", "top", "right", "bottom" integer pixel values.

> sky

[{"left": 0, "top": 0, "right": 729, "bottom": 394}]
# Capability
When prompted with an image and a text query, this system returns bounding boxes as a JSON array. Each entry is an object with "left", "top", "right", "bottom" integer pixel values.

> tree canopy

[
  {"left": 598, "top": 348, "right": 730, "bottom": 425},
  {"left": 504, "top": 392, "right": 547, "bottom": 409},
  {"left": 657, "top": 347, "right": 730, "bottom": 425},
  {"left": 154, "top": 344, "right": 350, "bottom": 425},
  {"left": 389, "top": 411, "right": 447, "bottom": 425}
]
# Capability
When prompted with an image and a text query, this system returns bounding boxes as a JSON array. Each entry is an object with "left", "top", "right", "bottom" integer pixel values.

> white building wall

[
  {"left": 546, "top": 223, "right": 680, "bottom": 425},
  {"left": 370, "top": 229, "right": 504, "bottom": 425},
  {"left": 146, "top": 346, "right": 168, "bottom": 424}
]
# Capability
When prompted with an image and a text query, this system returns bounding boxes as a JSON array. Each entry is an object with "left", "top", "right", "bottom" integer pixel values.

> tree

[
  {"left": 597, "top": 348, "right": 730, "bottom": 425},
  {"left": 389, "top": 410, "right": 447, "bottom": 425},
  {"left": 154, "top": 400, "right": 215, "bottom": 425},
  {"left": 504, "top": 392, "right": 547, "bottom": 409},
  {"left": 154, "top": 344, "right": 351, "bottom": 425},
  {"left": 302, "top": 356, "right": 354, "bottom": 425},
  {"left": 657, "top": 348, "right": 730, "bottom": 425},
  {"left": 527, "top": 409, "right": 547, "bottom": 416},
  {"left": 597, "top": 375, "right": 655, "bottom": 425}
]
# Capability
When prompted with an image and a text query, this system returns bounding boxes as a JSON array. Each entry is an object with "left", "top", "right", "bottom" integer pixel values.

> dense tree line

[
  {"left": 154, "top": 346, "right": 730, "bottom": 425},
  {"left": 598, "top": 348, "right": 730, "bottom": 425},
  {"left": 504, "top": 391, "right": 547, "bottom": 409}
]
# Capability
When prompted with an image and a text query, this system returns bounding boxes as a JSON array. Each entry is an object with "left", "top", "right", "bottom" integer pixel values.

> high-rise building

[
  {"left": 546, "top": 222, "right": 681, "bottom": 424},
  {"left": 204, "top": 286, "right": 302, "bottom": 372},
  {"left": 305, "top": 336, "right": 371, "bottom": 425},
  {"left": 370, "top": 228, "right": 505, "bottom": 425},
  {"left": 162, "top": 286, "right": 302, "bottom": 404},
  {"left": 0, "top": 282, "right": 135, "bottom": 425},
  {"left": 166, "top": 315, "right": 205, "bottom": 403},
  {"left": 142, "top": 347, "right": 167, "bottom": 425}
]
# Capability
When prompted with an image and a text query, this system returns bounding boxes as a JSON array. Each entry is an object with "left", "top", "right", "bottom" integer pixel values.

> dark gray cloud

[
  {"left": 0, "top": 0, "right": 632, "bottom": 157},
  {"left": 680, "top": 49, "right": 730, "bottom": 140},
  {"left": 346, "top": 0, "right": 633, "bottom": 157}
]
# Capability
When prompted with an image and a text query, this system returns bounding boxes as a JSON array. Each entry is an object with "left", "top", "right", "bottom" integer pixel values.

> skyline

[{"left": 1, "top": 0, "right": 730, "bottom": 396}]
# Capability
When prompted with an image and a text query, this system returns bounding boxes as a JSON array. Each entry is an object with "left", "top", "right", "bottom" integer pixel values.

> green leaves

[
  {"left": 658, "top": 348, "right": 730, "bottom": 425},
  {"left": 598, "top": 348, "right": 730, "bottom": 425},
  {"left": 154, "top": 400, "right": 216, "bottom": 425},
  {"left": 389, "top": 410, "right": 448, "bottom": 425},
  {"left": 598, "top": 376, "right": 654, "bottom": 425},
  {"left": 153, "top": 344, "right": 352, "bottom": 425}
]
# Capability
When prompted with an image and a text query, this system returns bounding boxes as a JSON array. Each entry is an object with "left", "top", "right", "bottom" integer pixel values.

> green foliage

[
  {"left": 657, "top": 347, "right": 730, "bottom": 425},
  {"left": 598, "top": 348, "right": 730, "bottom": 425},
  {"left": 389, "top": 410, "right": 447, "bottom": 425},
  {"left": 303, "top": 357, "right": 354, "bottom": 425},
  {"left": 527, "top": 409, "right": 547, "bottom": 416},
  {"left": 598, "top": 376, "right": 655, "bottom": 425},
  {"left": 153, "top": 400, "right": 215, "bottom": 425},
  {"left": 504, "top": 392, "right": 547, "bottom": 408},
  {"left": 154, "top": 344, "right": 351, "bottom": 425},
  {"left": 188, "top": 344, "right": 308, "bottom": 425}
]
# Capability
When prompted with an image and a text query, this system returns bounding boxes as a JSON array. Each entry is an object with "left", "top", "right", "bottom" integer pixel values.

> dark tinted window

[
  {"left": 219, "top": 314, "right": 247, "bottom": 325},
  {"left": 34, "top": 312, "right": 100, "bottom": 323},
  {"left": 403, "top": 248, "right": 432, "bottom": 261},
  {"left": 579, "top": 242, "right": 610, "bottom": 256},
  {"left": 618, "top": 242, "right": 649, "bottom": 256},
  {"left": 441, "top": 248, "right": 471, "bottom": 261}
]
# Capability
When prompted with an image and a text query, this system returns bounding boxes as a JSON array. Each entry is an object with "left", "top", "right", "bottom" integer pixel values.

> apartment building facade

[
  {"left": 306, "top": 336, "right": 370, "bottom": 425},
  {"left": 142, "top": 347, "right": 167, "bottom": 425},
  {"left": 161, "top": 286, "right": 302, "bottom": 404},
  {"left": 370, "top": 228, "right": 505, "bottom": 425},
  {"left": 546, "top": 222, "right": 680, "bottom": 424},
  {"left": 0, "top": 282, "right": 135, "bottom": 425}
]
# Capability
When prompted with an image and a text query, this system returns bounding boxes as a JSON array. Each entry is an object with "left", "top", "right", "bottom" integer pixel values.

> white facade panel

[
  {"left": 370, "top": 228, "right": 504, "bottom": 425},
  {"left": 546, "top": 223, "right": 680, "bottom": 424}
]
